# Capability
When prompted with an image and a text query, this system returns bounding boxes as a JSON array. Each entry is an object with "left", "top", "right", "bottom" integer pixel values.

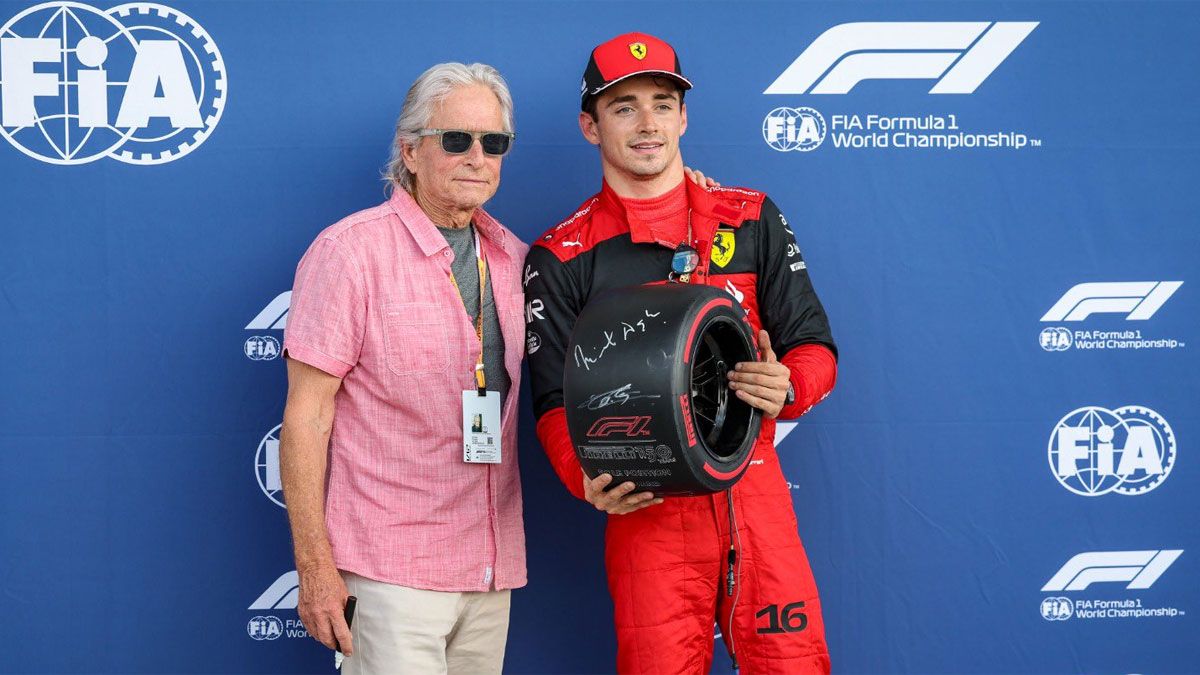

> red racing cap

[{"left": 581, "top": 32, "right": 693, "bottom": 110}]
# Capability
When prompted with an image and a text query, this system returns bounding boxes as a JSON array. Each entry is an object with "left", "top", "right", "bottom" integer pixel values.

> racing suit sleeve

[
  {"left": 779, "top": 344, "right": 837, "bottom": 419},
  {"left": 524, "top": 244, "right": 587, "bottom": 500},
  {"left": 755, "top": 196, "right": 838, "bottom": 420}
]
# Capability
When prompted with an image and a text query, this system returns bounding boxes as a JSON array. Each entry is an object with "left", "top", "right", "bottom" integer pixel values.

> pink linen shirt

[{"left": 283, "top": 188, "right": 528, "bottom": 592}]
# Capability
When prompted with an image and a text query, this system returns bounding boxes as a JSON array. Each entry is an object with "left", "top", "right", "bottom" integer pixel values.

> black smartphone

[
  {"left": 334, "top": 595, "right": 357, "bottom": 653},
  {"left": 343, "top": 595, "right": 357, "bottom": 629}
]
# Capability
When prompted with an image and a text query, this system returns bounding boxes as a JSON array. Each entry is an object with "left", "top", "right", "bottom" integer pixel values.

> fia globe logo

[
  {"left": 763, "top": 107, "right": 825, "bottom": 152},
  {"left": 255, "top": 424, "right": 285, "bottom": 507},
  {"left": 1048, "top": 406, "right": 1176, "bottom": 496},
  {"left": 1039, "top": 327, "right": 1072, "bottom": 352},
  {"left": 247, "top": 616, "right": 283, "bottom": 640},
  {"left": 244, "top": 336, "right": 280, "bottom": 361},
  {"left": 1040, "top": 597, "right": 1073, "bottom": 621},
  {"left": 0, "top": 2, "right": 226, "bottom": 165}
]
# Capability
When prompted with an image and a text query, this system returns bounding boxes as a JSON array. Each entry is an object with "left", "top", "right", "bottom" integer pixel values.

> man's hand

[
  {"left": 582, "top": 472, "right": 664, "bottom": 515},
  {"left": 727, "top": 330, "right": 792, "bottom": 418},
  {"left": 297, "top": 563, "right": 354, "bottom": 655},
  {"left": 684, "top": 166, "right": 721, "bottom": 189}
]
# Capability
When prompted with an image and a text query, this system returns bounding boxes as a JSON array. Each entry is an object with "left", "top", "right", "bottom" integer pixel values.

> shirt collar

[
  {"left": 388, "top": 188, "right": 512, "bottom": 259},
  {"left": 596, "top": 176, "right": 744, "bottom": 247}
]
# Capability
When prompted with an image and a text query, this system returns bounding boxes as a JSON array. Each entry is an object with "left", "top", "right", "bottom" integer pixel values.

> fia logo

[
  {"left": 0, "top": 2, "right": 226, "bottom": 165},
  {"left": 247, "top": 616, "right": 283, "bottom": 641},
  {"left": 1048, "top": 406, "right": 1176, "bottom": 496},
  {"left": 763, "top": 107, "right": 825, "bottom": 152},
  {"left": 255, "top": 424, "right": 285, "bottom": 507},
  {"left": 1040, "top": 597, "right": 1073, "bottom": 621},
  {"left": 1039, "top": 326, "right": 1072, "bottom": 352},
  {"left": 244, "top": 336, "right": 280, "bottom": 361}
]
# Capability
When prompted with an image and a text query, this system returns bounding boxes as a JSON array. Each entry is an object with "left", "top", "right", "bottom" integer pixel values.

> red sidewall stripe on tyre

[
  {"left": 703, "top": 450, "right": 753, "bottom": 479},
  {"left": 683, "top": 297, "right": 734, "bottom": 364}
]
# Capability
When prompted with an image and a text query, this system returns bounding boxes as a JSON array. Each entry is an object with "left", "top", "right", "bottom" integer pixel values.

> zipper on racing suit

[{"left": 715, "top": 489, "right": 742, "bottom": 670}]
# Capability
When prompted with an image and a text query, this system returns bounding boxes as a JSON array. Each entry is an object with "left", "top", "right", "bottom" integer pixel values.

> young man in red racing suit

[{"left": 524, "top": 32, "right": 838, "bottom": 674}]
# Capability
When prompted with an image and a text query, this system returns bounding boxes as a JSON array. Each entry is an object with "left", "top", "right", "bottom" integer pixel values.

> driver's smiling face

[{"left": 585, "top": 75, "right": 687, "bottom": 181}]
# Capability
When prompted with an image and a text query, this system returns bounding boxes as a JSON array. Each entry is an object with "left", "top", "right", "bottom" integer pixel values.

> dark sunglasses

[{"left": 415, "top": 128, "right": 515, "bottom": 156}]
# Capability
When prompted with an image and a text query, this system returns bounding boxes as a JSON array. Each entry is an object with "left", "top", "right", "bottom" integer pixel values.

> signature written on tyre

[
  {"left": 579, "top": 384, "right": 662, "bottom": 410},
  {"left": 573, "top": 309, "right": 664, "bottom": 370}
]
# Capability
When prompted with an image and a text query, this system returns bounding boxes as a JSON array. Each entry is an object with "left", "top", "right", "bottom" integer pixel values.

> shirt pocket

[{"left": 381, "top": 302, "right": 452, "bottom": 375}]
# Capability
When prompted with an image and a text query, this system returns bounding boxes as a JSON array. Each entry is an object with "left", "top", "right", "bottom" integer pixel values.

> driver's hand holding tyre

[{"left": 582, "top": 472, "right": 665, "bottom": 514}]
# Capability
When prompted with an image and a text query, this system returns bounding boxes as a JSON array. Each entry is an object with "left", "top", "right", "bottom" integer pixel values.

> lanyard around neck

[{"left": 446, "top": 227, "right": 489, "bottom": 394}]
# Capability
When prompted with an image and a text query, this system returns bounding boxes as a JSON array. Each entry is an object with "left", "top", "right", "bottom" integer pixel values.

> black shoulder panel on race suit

[
  {"left": 755, "top": 196, "right": 838, "bottom": 361},
  {"left": 524, "top": 243, "right": 585, "bottom": 418}
]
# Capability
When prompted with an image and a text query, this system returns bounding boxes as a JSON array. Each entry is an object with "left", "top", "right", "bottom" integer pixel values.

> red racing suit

[{"left": 525, "top": 178, "right": 837, "bottom": 674}]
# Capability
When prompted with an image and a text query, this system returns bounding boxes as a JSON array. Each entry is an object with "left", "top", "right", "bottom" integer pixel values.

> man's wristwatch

[{"left": 785, "top": 381, "right": 796, "bottom": 406}]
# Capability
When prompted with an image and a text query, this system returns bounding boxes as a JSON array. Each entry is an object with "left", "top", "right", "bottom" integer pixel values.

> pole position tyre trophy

[{"left": 564, "top": 284, "right": 762, "bottom": 495}]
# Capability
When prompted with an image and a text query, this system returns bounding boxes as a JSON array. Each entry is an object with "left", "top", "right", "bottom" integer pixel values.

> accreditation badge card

[{"left": 463, "top": 391, "right": 502, "bottom": 463}]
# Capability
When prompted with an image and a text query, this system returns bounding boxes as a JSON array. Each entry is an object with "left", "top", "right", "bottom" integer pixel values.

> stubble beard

[{"left": 619, "top": 144, "right": 674, "bottom": 178}]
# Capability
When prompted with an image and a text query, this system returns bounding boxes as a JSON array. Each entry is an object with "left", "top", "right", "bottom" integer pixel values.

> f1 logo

[
  {"left": 248, "top": 571, "right": 300, "bottom": 610},
  {"left": 764, "top": 22, "right": 1038, "bottom": 95},
  {"left": 1042, "top": 550, "right": 1182, "bottom": 591},
  {"left": 587, "top": 416, "right": 652, "bottom": 438},
  {"left": 1041, "top": 282, "right": 1183, "bottom": 321},
  {"left": 246, "top": 291, "right": 292, "bottom": 330}
]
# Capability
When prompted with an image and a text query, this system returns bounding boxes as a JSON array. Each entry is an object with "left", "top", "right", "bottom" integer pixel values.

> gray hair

[{"left": 383, "top": 62, "right": 515, "bottom": 194}]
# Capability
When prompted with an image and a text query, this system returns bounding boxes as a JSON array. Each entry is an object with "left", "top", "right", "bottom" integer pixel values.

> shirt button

[{"left": 443, "top": 250, "right": 451, "bottom": 256}]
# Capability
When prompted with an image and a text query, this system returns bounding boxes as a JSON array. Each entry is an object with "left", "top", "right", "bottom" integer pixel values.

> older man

[{"left": 279, "top": 62, "right": 527, "bottom": 674}]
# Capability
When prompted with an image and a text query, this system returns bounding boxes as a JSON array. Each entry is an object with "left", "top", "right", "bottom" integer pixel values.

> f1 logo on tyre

[{"left": 587, "top": 416, "right": 652, "bottom": 438}]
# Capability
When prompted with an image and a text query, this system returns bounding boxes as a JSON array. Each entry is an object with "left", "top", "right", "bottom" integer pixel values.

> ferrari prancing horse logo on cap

[{"left": 629, "top": 42, "right": 647, "bottom": 60}]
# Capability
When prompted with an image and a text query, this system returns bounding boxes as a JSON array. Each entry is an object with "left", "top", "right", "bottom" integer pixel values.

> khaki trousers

[{"left": 339, "top": 572, "right": 511, "bottom": 675}]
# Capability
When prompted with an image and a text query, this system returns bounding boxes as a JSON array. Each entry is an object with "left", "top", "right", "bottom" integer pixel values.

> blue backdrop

[{"left": 1, "top": 1, "right": 1197, "bottom": 673}]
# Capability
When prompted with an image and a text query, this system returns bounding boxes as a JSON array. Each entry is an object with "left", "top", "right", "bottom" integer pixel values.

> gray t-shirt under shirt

[{"left": 437, "top": 223, "right": 510, "bottom": 404}]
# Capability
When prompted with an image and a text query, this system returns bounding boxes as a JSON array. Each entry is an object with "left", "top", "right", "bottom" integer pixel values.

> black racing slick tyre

[{"left": 563, "top": 284, "right": 762, "bottom": 496}]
